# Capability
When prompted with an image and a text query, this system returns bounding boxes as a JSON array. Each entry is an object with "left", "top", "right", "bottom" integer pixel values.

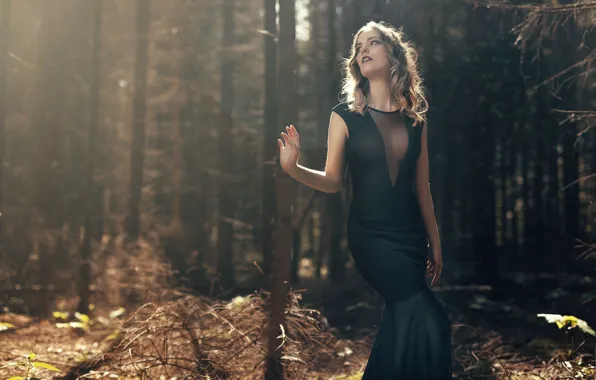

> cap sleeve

[
  {"left": 332, "top": 102, "right": 355, "bottom": 134},
  {"left": 332, "top": 103, "right": 351, "bottom": 121}
]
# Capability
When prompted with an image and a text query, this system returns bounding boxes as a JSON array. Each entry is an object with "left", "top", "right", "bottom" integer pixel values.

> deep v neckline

[{"left": 366, "top": 109, "right": 412, "bottom": 188}]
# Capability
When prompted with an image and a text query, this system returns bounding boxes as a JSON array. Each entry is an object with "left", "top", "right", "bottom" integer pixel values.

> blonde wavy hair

[{"left": 340, "top": 21, "right": 428, "bottom": 126}]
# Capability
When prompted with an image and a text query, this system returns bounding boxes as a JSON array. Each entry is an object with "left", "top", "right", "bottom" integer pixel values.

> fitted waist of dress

[{"left": 347, "top": 209, "right": 425, "bottom": 231}]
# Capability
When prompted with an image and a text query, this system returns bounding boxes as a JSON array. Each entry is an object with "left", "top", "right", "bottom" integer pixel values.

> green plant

[{"left": 0, "top": 351, "right": 61, "bottom": 380}]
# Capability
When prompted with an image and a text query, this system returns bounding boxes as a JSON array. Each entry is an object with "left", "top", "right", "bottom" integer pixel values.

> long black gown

[{"left": 332, "top": 103, "right": 452, "bottom": 379}]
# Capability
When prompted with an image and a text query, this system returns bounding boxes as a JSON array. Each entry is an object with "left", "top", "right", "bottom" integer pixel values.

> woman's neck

[{"left": 366, "top": 77, "right": 396, "bottom": 112}]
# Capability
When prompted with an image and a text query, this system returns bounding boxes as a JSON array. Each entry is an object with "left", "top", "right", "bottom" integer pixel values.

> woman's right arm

[{"left": 278, "top": 111, "right": 348, "bottom": 193}]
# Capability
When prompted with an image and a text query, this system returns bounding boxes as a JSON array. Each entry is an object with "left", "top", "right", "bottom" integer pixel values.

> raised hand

[{"left": 277, "top": 125, "right": 301, "bottom": 174}]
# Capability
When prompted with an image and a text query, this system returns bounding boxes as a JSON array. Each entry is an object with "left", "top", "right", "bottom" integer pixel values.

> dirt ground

[{"left": 0, "top": 271, "right": 594, "bottom": 379}]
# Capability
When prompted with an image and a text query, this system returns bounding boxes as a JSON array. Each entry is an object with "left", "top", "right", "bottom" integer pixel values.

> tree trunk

[
  {"left": 125, "top": 0, "right": 151, "bottom": 241},
  {"left": 77, "top": 0, "right": 103, "bottom": 315},
  {"left": 217, "top": 0, "right": 236, "bottom": 290},
  {"left": 466, "top": 6, "right": 498, "bottom": 287},
  {"left": 171, "top": 91, "right": 182, "bottom": 225},
  {"left": 560, "top": 24, "right": 581, "bottom": 267},
  {"left": 309, "top": 0, "right": 324, "bottom": 143},
  {"left": 266, "top": 0, "right": 297, "bottom": 377},
  {"left": 0, "top": 0, "right": 10, "bottom": 263},
  {"left": 35, "top": 0, "right": 66, "bottom": 230},
  {"left": 291, "top": 229, "right": 301, "bottom": 284},
  {"left": 34, "top": 0, "right": 69, "bottom": 314},
  {"left": 508, "top": 120, "right": 519, "bottom": 256},
  {"left": 532, "top": 51, "right": 546, "bottom": 271},
  {"left": 498, "top": 139, "right": 507, "bottom": 246},
  {"left": 260, "top": 0, "right": 278, "bottom": 280}
]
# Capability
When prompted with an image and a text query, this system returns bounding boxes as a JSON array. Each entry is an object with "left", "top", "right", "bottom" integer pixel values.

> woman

[{"left": 278, "top": 21, "right": 452, "bottom": 379}]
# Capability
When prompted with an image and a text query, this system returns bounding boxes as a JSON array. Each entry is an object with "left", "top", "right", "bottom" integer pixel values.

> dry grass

[
  {"left": 75, "top": 291, "right": 370, "bottom": 379},
  {"left": 2, "top": 234, "right": 595, "bottom": 379}
]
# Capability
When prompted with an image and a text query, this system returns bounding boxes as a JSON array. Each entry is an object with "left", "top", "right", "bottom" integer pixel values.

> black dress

[{"left": 332, "top": 103, "right": 452, "bottom": 379}]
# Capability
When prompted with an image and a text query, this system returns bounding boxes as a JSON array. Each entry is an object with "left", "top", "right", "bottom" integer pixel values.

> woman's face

[{"left": 355, "top": 28, "right": 390, "bottom": 79}]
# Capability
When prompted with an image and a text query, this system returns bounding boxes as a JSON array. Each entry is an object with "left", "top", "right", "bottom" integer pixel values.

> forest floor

[{"left": 0, "top": 270, "right": 594, "bottom": 380}]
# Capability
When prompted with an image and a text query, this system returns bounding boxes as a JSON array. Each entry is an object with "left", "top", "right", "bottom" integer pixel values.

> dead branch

[
  {"left": 554, "top": 109, "right": 596, "bottom": 137},
  {"left": 473, "top": 1, "right": 595, "bottom": 52},
  {"left": 64, "top": 291, "right": 363, "bottom": 379}
]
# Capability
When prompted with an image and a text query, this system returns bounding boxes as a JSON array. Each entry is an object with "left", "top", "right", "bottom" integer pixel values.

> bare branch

[
  {"left": 474, "top": 1, "right": 596, "bottom": 14},
  {"left": 475, "top": 0, "right": 595, "bottom": 135},
  {"left": 473, "top": 1, "right": 596, "bottom": 52},
  {"left": 554, "top": 109, "right": 596, "bottom": 138}
]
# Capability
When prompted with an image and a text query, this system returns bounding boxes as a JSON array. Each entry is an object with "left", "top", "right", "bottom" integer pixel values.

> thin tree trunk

[
  {"left": 291, "top": 229, "right": 301, "bottom": 284},
  {"left": 171, "top": 87, "right": 182, "bottom": 224},
  {"left": 266, "top": 0, "right": 297, "bottom": 377},
  {"left": 0, "top": 0, "right": 10, "bottom": 263},
  {"left": 36, "top": 0, "right": 66, "bottom": 230},
  {"left": 543, "top": 39, "right": 561, "bottom": 270},
  {"left": 509, "top": 120, "right": 519, "bottom": 255},
  {"left": 533, "top": 51, "right": 546, "bottom": 271},
  {"left": 260, "top": 0, "right": 278, "bottom": 281},
  {"left": 125, "top": 0, "right": 151, "bottom": 241},
  {"left": 34, "top": 0, "right": 69, "bottom": 314},
  {"left": 77, "top": 0, "right": 103, "bottom": 315},
  {"left": 309, "top": 0, "right": 323, "bottom": 144},
  {"left": 467, "top": 6, "right": 498, "bottom": 287},
  {"left": 560, "top": 25, "right": 582, "bottom": 272},
  {"left": 499, "top": 139, "right": 507, "bottom": 246},
  {"left": 521, "top": 118, "right": 531, "bottom": 256},
  {"left": 217, "top": 0, "right": 236, "bottom": 290}
]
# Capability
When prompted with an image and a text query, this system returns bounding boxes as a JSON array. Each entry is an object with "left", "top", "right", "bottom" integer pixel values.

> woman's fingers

[
  {"left": 289, "top": 125, "right": 298, "bottom": 137},
  {"left": 281, "top": 132, "right": 291, "bottom": 146},
  {"left": 283, "top": 125, "right": 300, "bottom": 140},
  {"left": 288, "top": 125, "right": 300, "bottom": 145},
  {"left": 425, "top": 260, "right": 433, "bottom": 277}
]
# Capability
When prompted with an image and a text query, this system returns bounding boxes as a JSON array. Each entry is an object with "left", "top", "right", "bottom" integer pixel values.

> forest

[{"left": 0, "top": 0, "right": 595, "bottom": 379}]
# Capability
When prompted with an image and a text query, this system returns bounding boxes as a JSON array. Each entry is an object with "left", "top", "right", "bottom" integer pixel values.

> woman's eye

[{"left": 371, "top": 40, "right": 379, "bottom": 44}]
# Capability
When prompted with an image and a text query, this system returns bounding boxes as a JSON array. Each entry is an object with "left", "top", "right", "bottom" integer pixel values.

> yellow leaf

[
  {"left": 537, "top": 313, "right": 596, "bottom": 336},
  {"left": 56, "top": 321, "right": 89, "bottom": 331},
  {"left": 52, "top": 311, "right": 69, "bottom": 320},
  {"left": 74, "top": 312, "right": 90, "bottom": 323},
  {"left": 6, "top": 377, "right": 24, "bottom": 380},
  {"left": 562, "top": 315, "right": 578, "bottom": 328},
  {"left": 69, "top": 321, "right": 90, "bottom": 331},
  {"left": 27, "top": 352, "right": 37, "bottom": 360},
  {"left": 109, "top": 307, "right": 126, "bottom": 319},
  {"left": 32, "top": 361, "right": 61, "bottom": 372},
  {"left": 0, "top": 322, "right": 15, "bottom": 331}
]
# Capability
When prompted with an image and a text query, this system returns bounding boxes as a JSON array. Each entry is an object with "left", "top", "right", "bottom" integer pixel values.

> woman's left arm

[{"left": 414, "top": 122, "right": 441, "bottom": 256}]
